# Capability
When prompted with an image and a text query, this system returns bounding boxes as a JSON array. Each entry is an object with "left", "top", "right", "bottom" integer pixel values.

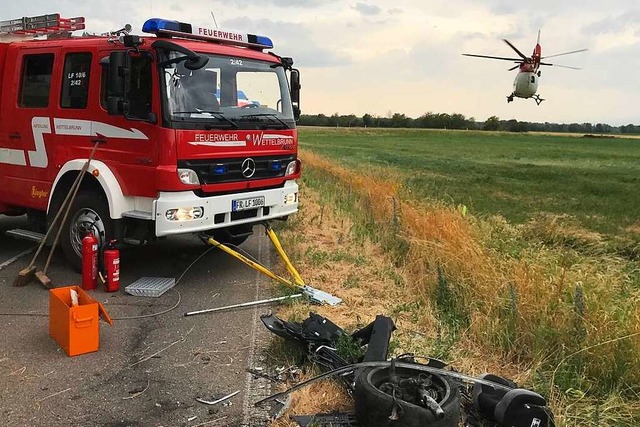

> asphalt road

[{"left": 0, "top": 215, "right": 277, "bottom": 426}]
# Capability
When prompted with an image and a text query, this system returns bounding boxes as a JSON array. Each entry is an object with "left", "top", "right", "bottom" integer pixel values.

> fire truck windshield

[{"left": 161, "top": 53, "right": 295, "bottom": 130}]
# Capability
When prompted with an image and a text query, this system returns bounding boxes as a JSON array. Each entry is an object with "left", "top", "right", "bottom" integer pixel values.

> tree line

[{"left": 298, "top": 112, "right": 640, "bottom": 134}]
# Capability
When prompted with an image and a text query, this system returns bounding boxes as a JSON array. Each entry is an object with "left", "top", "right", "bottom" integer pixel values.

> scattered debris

[
  {"left": 272, "top": 394, "right": 293, "bottom": 420},
  {"left": 123, "top": 380, "right": 150, "bottom": 400},
  {"left": 196, "top": 390, "right": 240, "bottom": 406},
  {"left": 247, "top": 368, "right": 285, "bottom": 383},
  {"left": 10, "top": 366, "right": 26, "bottom": 375},
  {"left": 184, "top": 294, "right": 303, "bottom": 317},
  {"left": 290, "top": 412, "right": 357, "bottom": 427},
  {"left": 191, "top": 416, "right": 227, "bottom": 427},
  {"left": 129, "top": 326, "right": 194, "bottom": 367},
  {"left": 259, "top": 312, "right": 555, "bottom": 427},
  {"left": 35, "top": 387, "right": 72, "bottom": 403},
  {"left": 260, "top": 312, "right": 396, "bottom": 389}
]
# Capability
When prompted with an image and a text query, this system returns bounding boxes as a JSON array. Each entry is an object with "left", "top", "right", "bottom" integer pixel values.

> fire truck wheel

[{"left": 60, "top": 192, "right": 114, "bottom": 272}]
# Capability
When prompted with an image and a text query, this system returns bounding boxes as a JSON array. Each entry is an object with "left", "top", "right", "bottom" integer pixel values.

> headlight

[
  {"left": 285, "top": 160, "right": 299, "bottom": 176},
  {"left": 177, "top": 169, "right": 200, "bottom": 185},
  {"left": 165, "top": 207, "right": 204, "bottom": 221}
]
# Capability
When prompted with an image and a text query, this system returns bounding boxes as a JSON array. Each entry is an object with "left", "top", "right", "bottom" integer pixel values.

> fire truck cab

[{"left": 0, "top": 14, "right": 301, "bottom": 269}]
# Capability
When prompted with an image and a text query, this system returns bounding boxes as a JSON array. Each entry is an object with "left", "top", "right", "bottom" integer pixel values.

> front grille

[
  {"left": 179, "top": 155, "right": 295, "bottom": 185},
  {"left": 194, "top": 183, "right": 285, "bottom": 198}
]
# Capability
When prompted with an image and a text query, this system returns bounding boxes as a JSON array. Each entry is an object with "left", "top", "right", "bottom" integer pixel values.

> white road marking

[
  {"left": 0, "top": 247, "right": 36, "bottom": 272},
  {"left": 241, "top": 232, "right": 274, "bottom": 426}
]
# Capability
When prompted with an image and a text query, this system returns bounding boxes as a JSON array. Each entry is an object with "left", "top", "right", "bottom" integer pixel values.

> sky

[{"left": 2, "top": 1, "right": 639, "bottom": 125}]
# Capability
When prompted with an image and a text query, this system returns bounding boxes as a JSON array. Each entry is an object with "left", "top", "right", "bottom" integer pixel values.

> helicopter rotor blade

[
  {"left": 503, "top": 39, "right": 528, "bottom": 60},
  {"left": 462, "top": 53, "right": 523, "bottom": 62},
  {"left": 539, "top": 62, "right": 582, "bottom": 70},
  {"left": 508, "top": 64, "right": 520, "bottom": 71},
  {"left": 541, "top": 48, "right": 588, "bottom": 59}
]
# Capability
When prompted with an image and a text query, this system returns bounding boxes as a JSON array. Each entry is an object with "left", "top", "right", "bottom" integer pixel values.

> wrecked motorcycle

[{"left": 259, "top": 312, "right": 554, "bottom": 427}]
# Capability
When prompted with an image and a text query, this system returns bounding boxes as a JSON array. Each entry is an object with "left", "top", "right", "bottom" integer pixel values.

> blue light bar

[
  {"left": 253, "top": 35, "right": 273, "bottom": 48},
  {"left": 142, "top": 18, "right": 274, "bottom": 50},
  {"left": 142, "top": 18, "right": 190, "bottom": 34}
]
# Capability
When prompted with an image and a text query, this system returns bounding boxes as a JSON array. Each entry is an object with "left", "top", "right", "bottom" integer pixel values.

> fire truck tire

[{"left": 60, "top": 191, "right": 114, "bottom": 272}]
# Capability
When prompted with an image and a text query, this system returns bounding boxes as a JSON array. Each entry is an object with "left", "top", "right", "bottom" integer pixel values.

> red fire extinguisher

[
  {"left": 81, "top": 232, "right": 98, "bottom": 290},
  {"left": 103, "top": 239, "right": 120, "bottom": 292}
]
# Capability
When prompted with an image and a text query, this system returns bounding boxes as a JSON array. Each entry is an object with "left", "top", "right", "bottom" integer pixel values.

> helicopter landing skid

[{"left": 532, "top": 94, "right": 545, "bottom": 105}]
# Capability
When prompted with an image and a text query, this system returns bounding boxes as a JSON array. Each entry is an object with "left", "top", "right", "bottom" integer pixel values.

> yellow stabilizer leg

[
  {"left": 264, "top": 224, "right": 305, "bottom": 286},
  {"left": 207, "top": 237, "right": 296, "bottom": 289},
  {"left": 206, "top": 229, "right": 342, "bottom": 306}
]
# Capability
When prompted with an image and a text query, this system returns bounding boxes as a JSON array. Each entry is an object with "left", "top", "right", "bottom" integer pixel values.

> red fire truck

[{"left": 0, "top": 14, "right": 301, "bottom": 269}]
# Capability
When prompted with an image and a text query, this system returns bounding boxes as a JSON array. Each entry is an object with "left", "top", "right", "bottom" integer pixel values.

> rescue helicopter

[{"left": 463, "top": 32, "right": 587, "bottom": 105}]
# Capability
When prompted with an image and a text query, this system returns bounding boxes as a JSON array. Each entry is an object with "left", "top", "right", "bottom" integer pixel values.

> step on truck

[{"left": 0, "top": 14, "right": 301, "bottom": 269}]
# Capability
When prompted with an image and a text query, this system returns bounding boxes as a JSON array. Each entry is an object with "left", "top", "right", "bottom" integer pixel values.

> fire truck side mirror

[
  {"left": 108, "top": 51, "right": 128, "bottom": 97},
  {"left": 107, "top": 51, "right": 129, "bottom": 115},
  {"left": 290, "top": 69, "right": 301, "bottom": 121}
]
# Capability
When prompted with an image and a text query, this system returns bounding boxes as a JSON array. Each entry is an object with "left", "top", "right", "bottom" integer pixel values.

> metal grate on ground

[{"left": 125, "top": 277, "right": 176, "bottom": 297}]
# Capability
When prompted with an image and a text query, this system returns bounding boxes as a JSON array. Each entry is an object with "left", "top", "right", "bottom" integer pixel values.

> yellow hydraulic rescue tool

[{"left": 205, "top": 223, "right": 342, "bottom": 306}]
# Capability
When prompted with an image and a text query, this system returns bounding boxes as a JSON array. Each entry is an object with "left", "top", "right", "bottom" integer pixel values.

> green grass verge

[{"left": 299, "top": 127, "right": 640, "bottom": 238}]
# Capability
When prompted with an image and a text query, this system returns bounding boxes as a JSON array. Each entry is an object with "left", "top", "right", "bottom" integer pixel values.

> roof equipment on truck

[{"left": 0, "top": 13, "right": 85, "bottom": 41}]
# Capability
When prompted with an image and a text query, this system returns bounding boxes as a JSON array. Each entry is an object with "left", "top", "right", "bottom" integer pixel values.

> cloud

[
  {"left": 222, "top": 17, "right": 352, "bottom": 68},
  {"left": 582, "top": 9, "right": 640, "bottom": 35},
  {"left": 224, "top": 0, "right": 334, "bottom": 8},
  {"left": 354, "top": 3, "right": 382, "bottom": 16},
  {"left": 489, "top": 2, "right": 517, "bottom": 15}
]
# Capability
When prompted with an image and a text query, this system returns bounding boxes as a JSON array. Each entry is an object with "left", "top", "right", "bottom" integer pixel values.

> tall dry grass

[{"left": 287, "top": 150, "right": 640, "bottom": 425}]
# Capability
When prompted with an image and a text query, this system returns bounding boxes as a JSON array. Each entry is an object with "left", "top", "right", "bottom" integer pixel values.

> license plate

[{"left": 232, "top": 196, "right": 265, "bottom": 212}]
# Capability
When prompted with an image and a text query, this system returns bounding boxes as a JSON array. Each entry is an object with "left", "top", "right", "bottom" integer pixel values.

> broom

[{"left": 14, "top": 140, "right": 101, "bottom": 288}]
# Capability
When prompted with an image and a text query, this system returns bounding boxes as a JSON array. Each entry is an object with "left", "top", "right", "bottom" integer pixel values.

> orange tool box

[{"left": 49, "top": 286, "right": 113, "bottom": 356}]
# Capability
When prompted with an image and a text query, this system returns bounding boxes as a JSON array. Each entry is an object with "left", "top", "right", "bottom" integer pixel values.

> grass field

[
  {"left": 299, "top": 127, "right": 640, "bottom": 238},
  {"left": 271, "top": 127, "right": 640, "bottom": 426}
]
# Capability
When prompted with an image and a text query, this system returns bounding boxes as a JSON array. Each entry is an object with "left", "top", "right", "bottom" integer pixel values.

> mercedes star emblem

[{"left": 241, "top": 158, "right": 256, "bottom": 178}]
